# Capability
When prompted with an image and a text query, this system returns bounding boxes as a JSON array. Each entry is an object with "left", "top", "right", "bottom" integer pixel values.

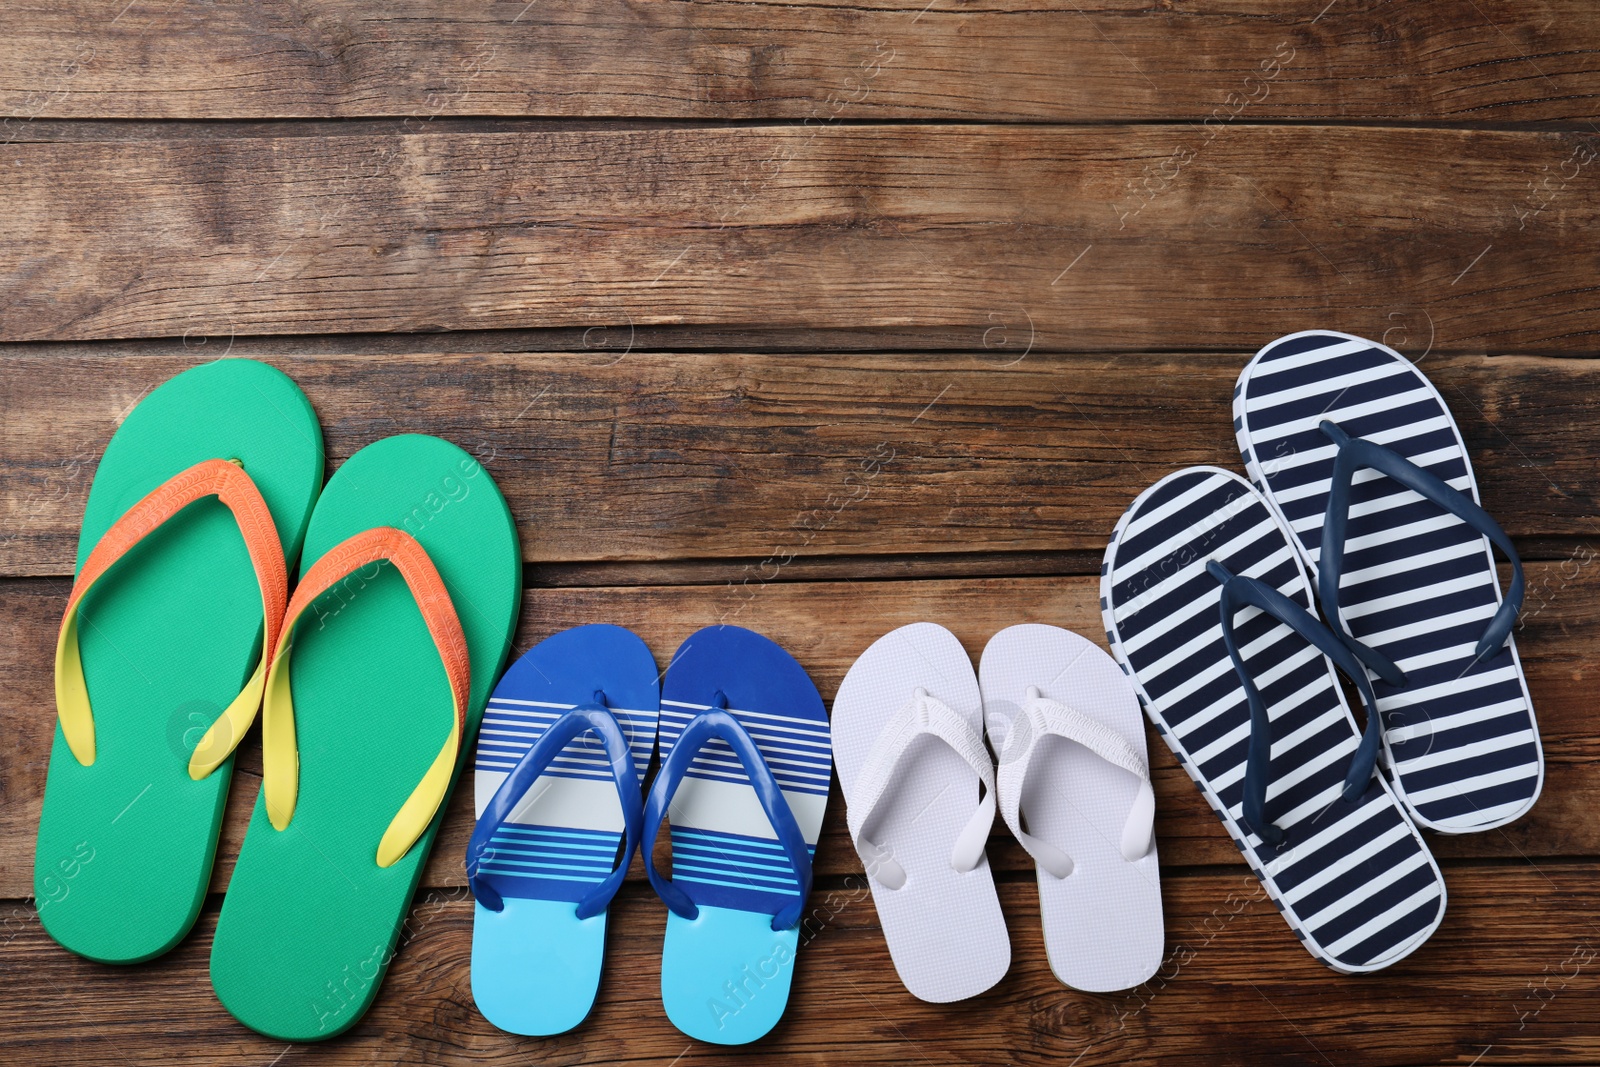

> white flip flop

[
  {"left": 833, "top": 622, "right": 1010, "bottom": 1003},
  {"left": 979, "top": 624, "right": 1163, "bottom": 992}
]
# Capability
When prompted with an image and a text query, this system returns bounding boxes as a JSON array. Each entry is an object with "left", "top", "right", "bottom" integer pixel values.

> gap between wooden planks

[
  {"left": 2, "top": 126, "right": 1598, "bottom": 348},
  {"left": 3, "top": 566, "right": 1595, "bottom": 901},
  {"left": 3, "top": 352, "right": 1597, "bottom": 575},
  {"left": 4, "top": 0, "right": 1598, "bottom": 122}
]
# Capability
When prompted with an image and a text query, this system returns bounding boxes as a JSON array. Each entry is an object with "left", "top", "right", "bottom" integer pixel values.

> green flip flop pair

[{"left": 35, "top": 359, "right": 522, "bottom": 1040}]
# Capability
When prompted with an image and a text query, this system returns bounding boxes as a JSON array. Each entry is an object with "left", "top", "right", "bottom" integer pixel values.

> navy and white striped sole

[
  {"left": 1101, "top": 466, "right": 1446, "bottom": 973},
  {"left": 1235, "top": 331, "right": 1543, "bottom": 833}
]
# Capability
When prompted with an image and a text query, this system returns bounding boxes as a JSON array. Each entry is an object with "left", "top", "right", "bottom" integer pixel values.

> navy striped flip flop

[
  {"left": 1101, "top": 467, "right": 1446, "bottom": 973},
  {"left": 1235, "top": 331, "right": 1543, "bottom": 833}
]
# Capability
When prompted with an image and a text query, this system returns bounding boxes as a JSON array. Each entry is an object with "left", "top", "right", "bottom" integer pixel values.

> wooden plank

[
  {"left": 4, "top": 1, "right": 1599, "bottom": 122},
  {"left": 1, "top": 866, "right": 1597, "bottom": 1064},
  {"left": 3, "top": 126, "right": 1599, "bottom": 348},
  {"left": 5, "top": 351, "right": 1598, "bottom": 575},
  {"left": 4, "top": 565, "right": 1596, "bottom": 898}
]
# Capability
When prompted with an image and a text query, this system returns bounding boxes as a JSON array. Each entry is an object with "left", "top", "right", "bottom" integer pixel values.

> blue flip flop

[
  {"left": 645, "top": 625, "right": 831, "bottom": 1045},
  {"left": 466, "top": 624, "right": 661, "bottom": 1035}
]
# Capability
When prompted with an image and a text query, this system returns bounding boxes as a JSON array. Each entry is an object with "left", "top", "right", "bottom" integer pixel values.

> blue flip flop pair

[{"left": 464, "top": 623, "right": 831, "bottom": 1045}]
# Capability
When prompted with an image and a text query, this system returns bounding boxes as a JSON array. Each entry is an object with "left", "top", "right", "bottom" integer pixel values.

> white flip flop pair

[{"left": 834, "top": 622, "right": 1163, "bottom": 1002}]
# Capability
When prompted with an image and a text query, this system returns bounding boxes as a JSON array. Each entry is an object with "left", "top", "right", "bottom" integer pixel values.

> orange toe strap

[
  {"left": 261, "top": 527, "right": 471, "bottom": 869},
  {"left": 54, "top": 458, "right": 288, "bottom": 772}
]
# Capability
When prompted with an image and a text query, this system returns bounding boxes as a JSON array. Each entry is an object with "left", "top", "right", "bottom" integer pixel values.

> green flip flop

[
  {"left": 36, "top": 359, "right": 324, "bottom": 964},
  {"left": 209, "top": 434, "right": 521, "bottom": 1041}
]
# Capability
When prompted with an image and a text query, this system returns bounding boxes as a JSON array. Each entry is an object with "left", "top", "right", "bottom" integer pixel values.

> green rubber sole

[
  {"left": 209, "top": 434, "right": 520, "bottom": 1041},
  {"left": 35, "top": 359, "right": 324, "bottom": 964}
]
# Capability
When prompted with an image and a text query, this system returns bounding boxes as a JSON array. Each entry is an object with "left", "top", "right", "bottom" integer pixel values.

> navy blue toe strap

[
  {"left": 1318, "top": 418, "right": 1524, "bottom": 669},
  {"left": 1208, "top": 561, "right": 1383, "bottom": 848},
  {"left": 466, "top": 699, "right": 643, "bottom": 919},
  {"left": 643, "top": 698, "right": 813, "bottom": 933}
]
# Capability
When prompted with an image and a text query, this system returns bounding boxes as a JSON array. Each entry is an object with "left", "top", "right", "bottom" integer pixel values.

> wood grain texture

[
  {"left": 2, "top": 867, "right": 1597, "bottom": 1066},
  {"left": 4, "top": 352, "right": 1598, "bottom": 575},
  {"left": 3, "top": 1, "right": 1598, "bottom": 1061},
  {"left": 3, "top": 0, "right": 1599, "bottom": 122},
  {"left": 3, "top": 563, "right": 1595, "bottom": 898},
  {"left": 4, "top": 126, "right": 1600, "bottom": 348}
]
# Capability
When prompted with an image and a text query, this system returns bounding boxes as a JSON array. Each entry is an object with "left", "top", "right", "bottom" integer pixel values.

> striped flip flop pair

[
  {"left": 37, "top": 359, "right": 522, "bottom": 1040},
  {"left": 1101, "top": 330, "right": 1542, "bottom": 973},
  {"left": 466, "top": 623, "right": 829, "bottom": 1045}
]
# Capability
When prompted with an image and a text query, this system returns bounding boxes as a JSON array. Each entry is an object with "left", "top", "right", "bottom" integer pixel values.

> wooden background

[{"left": 4, "top": 2, "right": 1600, "bottom": 1064}]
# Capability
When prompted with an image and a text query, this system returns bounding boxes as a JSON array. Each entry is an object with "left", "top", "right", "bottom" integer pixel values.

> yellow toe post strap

[
  {"left": 261, "top": 527, "right": 471, "bottom": 869},
  {"left": 54, "top": 458, "right": 288, "bottom": 772}
]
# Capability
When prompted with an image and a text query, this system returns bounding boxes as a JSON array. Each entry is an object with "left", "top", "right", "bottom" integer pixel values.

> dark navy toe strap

[
  {"left": 466, "top": 699, "right": 643, "bottom": 919},
  {"left": 1208, "top": 561, "right": 1383, "bottom": 849},
  {"left": 643, "top": 700, "right": 813, "bottom": 933},
  {"left": 1319, "top": 419, "right": 1524, "bottom": 669}
]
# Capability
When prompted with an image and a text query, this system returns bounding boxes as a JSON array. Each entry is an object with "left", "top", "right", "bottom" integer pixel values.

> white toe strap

[
  {"left": 846, "top": 687, "right": 997, "bottom": 890},
  {"left": 995, "top": 688, "right": 1155, "bottom": 878}
]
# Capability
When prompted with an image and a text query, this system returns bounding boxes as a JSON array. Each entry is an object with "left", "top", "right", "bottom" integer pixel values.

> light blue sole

[
  {"left": 471, "top": 897, "right": 608, "bottom": 1036},
  {"left": 661, "top": 905, "right": 800, "bottom": 1045}
]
